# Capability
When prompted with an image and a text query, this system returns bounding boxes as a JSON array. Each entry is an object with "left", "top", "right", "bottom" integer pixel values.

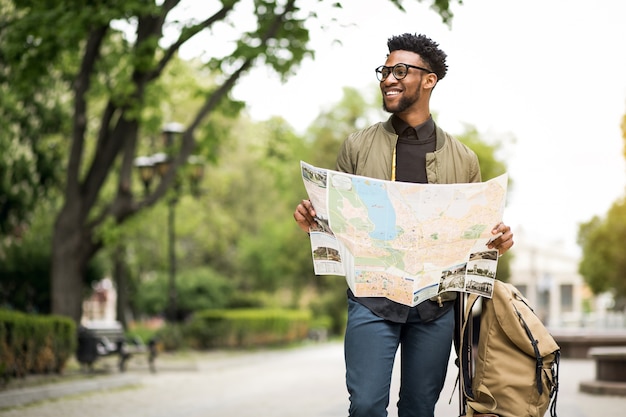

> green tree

[
  {"left": 0, "top": 199, "right": 107, "bottom": 313},
  {"left": 134, "top": 267, "right": 234, "bottom": 318},
  {"left": 578, "top": 198, "right": 626, "bottom": 304},
  {"left": 455, "top": 124, "right": 509, "bottom": 182},
  {"left": 307, "top": 86, "right": 383, "bottom": 169},
  {"left": 0, "top": 2, "right": 65, "bottom": 245},
  {"left": 118, "top": 110, "right": 319, "bottom": 318},
  {"left": 234, "top": 116, "right": 314, "bottom": 303},
  {"left": 576, "top": 103, "right": 626, "bottom": 305},
  {"left": 0, "top": 0, "right": 459, "bottom": 323}
]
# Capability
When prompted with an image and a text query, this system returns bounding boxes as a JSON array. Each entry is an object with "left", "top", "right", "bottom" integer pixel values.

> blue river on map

[{"left": 353, "top": 178, "right": 398, "bottom": 240}]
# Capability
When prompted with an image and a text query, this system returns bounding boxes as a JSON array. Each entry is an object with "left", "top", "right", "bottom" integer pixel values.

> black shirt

[
  {"left": 346, "top": 115, "right": 454, "bottom": 323},
  {"left": 393, "top": 115, "right": 437, "bottom": 183}
]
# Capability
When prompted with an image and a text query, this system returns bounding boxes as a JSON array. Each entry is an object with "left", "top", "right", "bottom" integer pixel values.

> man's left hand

[{"left": 487, "top": 222, "right": 514, "bottom": 256}]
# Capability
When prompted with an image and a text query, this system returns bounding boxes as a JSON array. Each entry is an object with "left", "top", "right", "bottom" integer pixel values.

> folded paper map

[{"left": 300, "top": 161, "right": 508, "bottom": 306}]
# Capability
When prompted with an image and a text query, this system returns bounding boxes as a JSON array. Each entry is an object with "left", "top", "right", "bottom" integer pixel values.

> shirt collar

[{"left": 391, "top": 115, "right": 435, "bottom": 141}]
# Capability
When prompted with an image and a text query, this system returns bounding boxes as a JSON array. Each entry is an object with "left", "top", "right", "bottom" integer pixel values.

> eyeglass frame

[{"left": 375, "top": 63, "right": 434, "bottom": 82}]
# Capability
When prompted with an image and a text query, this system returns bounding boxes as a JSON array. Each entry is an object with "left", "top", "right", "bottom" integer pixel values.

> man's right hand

[{"left": 293, "top": 199, "right": 316, "bottom": 233}]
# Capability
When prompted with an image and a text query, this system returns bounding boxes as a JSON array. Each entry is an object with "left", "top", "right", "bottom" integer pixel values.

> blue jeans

[{"left": 344, "top": 298, "right": 454, "bottom": 417}]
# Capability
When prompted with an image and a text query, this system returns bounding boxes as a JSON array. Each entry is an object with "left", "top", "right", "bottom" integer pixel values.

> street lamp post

[
  {"left": 160, "top": 122, "right": 183, "bottom": 322},
  {"left": 164, "top": 187, "right": 178, "bottom": 322},
  {"left": 134, "top": 123, "right": 204, "bottom": 322}
]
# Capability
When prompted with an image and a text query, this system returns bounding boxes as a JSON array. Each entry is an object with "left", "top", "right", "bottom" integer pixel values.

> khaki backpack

[{"left": 459, "top": 280, "right": 560, "bottom": 417}]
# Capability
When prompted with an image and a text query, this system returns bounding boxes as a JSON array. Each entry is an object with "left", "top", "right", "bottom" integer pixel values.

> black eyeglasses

[{"left": 375, "top": 63, "right": 433, "bottom": 81}]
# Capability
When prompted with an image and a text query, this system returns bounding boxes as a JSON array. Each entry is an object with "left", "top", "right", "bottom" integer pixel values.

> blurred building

[{"left": 507, "top": 230, "right": 586, "bottom": 328}]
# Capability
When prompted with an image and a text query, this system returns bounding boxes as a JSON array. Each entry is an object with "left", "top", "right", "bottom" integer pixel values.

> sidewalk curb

[{"left": 0, "top": 374, "right": 141, "bottom": 409}]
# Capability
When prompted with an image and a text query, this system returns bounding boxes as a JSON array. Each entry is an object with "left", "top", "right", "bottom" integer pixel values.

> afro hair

[{"left": 387, "top": 33, "right": 448, "bottom": 81}]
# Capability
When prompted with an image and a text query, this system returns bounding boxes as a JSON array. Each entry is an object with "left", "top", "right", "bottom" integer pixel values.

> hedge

[
  {"left": 186, "top": 308, "right": 312, "bottom": 349},
  {"left": 0, "top": 309, "right": 76, "bottom": 379}
]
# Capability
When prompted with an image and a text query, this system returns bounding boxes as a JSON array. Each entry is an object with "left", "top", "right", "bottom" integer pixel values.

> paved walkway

[{"left": 0, "top": 341, "right": 623, "bottom": 416}]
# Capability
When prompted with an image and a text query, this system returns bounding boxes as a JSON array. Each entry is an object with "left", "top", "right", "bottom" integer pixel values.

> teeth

[{"left": 386, "top": 91, "right": 400, "bottom": 96}]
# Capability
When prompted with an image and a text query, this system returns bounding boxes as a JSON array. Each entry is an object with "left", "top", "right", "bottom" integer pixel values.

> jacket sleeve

[
  {"left": 470, "top": 153, "right": 482, "bottom": 183},
  {"left": 335, "top": 134, "right": 355, "bottom": 174}
]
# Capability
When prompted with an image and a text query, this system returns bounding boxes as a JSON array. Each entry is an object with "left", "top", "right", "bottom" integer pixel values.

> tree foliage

[
  {"left": 1, "top": 69, "right": 511, "bottom": 330},
  {"left": 134, "top": 267, "right": 235, "bottom": 318},
  {"left": 0, "top": 0, "right": 459, "bottom": 322},
  {"left": 0, "top": 200, "right": 107, "bottom": 313},
  {"left": 578, "top": 198, "right": 626, "bottom": 302},
  {"left": 0, "top": 1, "right": 65, "bottom": 242},
  {"left": 306, "top": 86, "right": 383, "bottom": 169}
]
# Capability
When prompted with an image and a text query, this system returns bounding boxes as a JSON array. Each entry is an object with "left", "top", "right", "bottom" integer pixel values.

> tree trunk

[{"left": 51, "top": 202, "right": 91, "bottom": 323}]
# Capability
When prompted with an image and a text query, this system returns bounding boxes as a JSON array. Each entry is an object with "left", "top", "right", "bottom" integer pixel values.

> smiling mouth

[{"left": 385, "top": 89, "right": 402, "bottom": 97}]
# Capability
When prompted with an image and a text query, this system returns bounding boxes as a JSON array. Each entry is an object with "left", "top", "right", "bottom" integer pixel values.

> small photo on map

[
  {"left": 302, "top": 165, "right": 327, "bottom": 187},
  {"left": 312, "top": 245, "right": 341, "bottom": 262},
  {"left": 465, "top": 250, "right": 498, "bottom": 297},
  {"left": 438, "top": 262, "right": 467, "bottom": 292},
  {"left": 466, "top": 276, "right": 494, "bottom": 297},
  {"left": 310, "top": 216, "right": 332, "bottom": 234},
  {"left": 469, "top": 250, "right": 498, "bottom": 262}
]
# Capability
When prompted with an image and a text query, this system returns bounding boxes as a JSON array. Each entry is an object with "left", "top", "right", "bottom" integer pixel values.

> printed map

[{"left": 301, "top": 161, "right": 508, "bottom": 306}]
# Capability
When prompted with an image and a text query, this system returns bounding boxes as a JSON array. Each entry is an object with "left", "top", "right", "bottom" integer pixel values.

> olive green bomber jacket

[
  {"left": 334, "top": 116, "right": 482, "bottom": 318},
  {"left": 335, "top": 117, "right": 481, "bottom": 184}
]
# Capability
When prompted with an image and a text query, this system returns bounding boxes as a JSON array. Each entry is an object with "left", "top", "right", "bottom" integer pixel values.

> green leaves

[
  {"left": 578, "top": 198, "right": 626, "bottom": 298},
  {"left": 1, "top": 0, "right": 461, "bottom": 321}
]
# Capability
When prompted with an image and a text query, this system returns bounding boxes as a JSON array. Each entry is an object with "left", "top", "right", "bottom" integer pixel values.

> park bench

[
  {"left": 579, "top": 346, "right": 626, "bottom": 396},
  {"left": 76, "top": 321, "right": 157, "bottom": 373}
]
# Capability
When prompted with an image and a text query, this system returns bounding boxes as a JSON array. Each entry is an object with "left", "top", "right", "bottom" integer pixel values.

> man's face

[{"left": 380, "top": 50, "right": 429, "bottom": 114}]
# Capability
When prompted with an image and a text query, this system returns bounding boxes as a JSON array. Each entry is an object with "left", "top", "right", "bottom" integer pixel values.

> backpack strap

[
  {"left": 458, "top": 293, "right": 480, "bottom": 401},
  {"left": 549, "top": 350, "right": 560, "bottom": 417},
  {"left": 460, "top": 295, "right": 501, "bottom": 416},
  {"left": 512, "top": 303, "right": 544, "bottom": 395}
]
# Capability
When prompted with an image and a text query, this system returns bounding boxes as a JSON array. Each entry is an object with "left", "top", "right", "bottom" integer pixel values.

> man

[{"left": 293, "top": 33, "right": 514, "bottom": 417}]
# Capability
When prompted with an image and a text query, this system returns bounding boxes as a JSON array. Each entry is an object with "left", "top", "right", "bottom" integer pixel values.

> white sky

[{"left": 181, "top": 0, "right": 626, "bottom": 255}]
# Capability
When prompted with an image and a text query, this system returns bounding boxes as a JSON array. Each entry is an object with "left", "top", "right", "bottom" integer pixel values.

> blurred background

[{"left": 1, "top": 0, "right": 625, "bottom": 378}]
